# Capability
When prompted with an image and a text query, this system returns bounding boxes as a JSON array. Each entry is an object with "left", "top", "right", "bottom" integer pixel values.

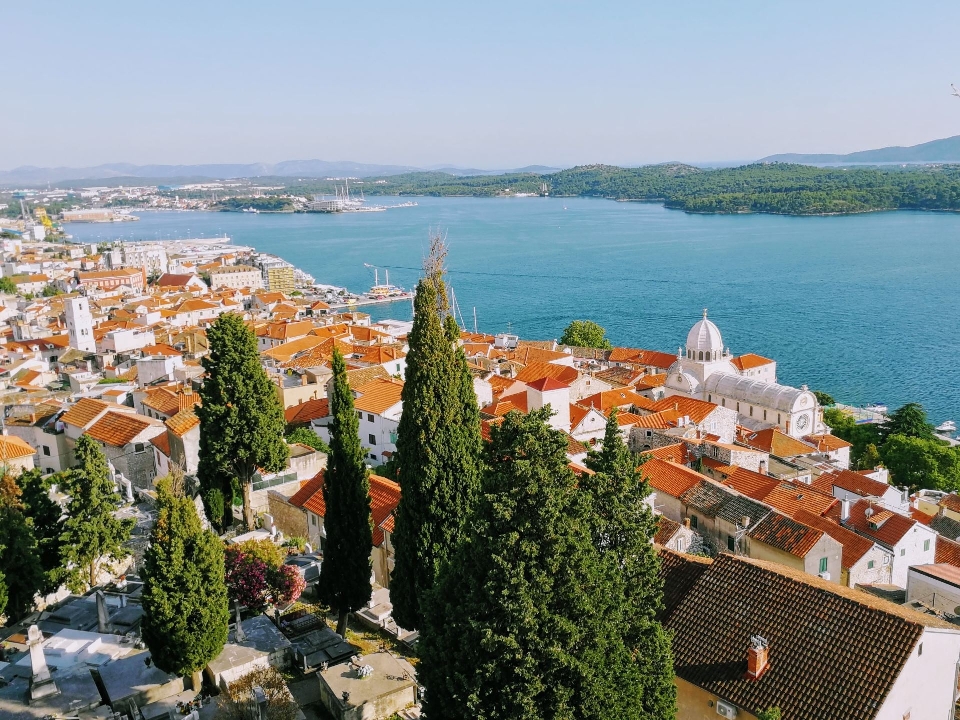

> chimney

[
  {"left": 759, "top": 459, "right": 767, "bottom": 475},
  {"left": 745, "top": 635, "right": 770, "bottom": 679},
  {"left": 683, "top": 517, "right": 691, "bottom": 529},
  {"left": 841, "top": 498, "right": 851, "bottom": 522}
]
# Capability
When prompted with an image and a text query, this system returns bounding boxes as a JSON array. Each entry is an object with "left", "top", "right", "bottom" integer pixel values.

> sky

[{"left": 4, "top": 1, "right": 960, "bottom": 170}]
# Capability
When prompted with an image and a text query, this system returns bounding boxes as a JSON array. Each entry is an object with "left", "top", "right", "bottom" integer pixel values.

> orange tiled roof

[
  {"left": 939, "top": 494, "right": 960, "bottom": 514},
  {"left": 738, "top": 427, "right": 816, "bottom": 457},
  {"left": 748, "top": 511, "right": 824, "bottom": 558},
  {"left": 284, "top": 398, "right": 329, "bottom": 425},
  {"left": 646, "top": 443, "right": 694, "bottom": 464},
  {"left": 60, "top": 398, "right": 111, "bottom": 429},
  {"left": 257, "top": 319, "right": 315, "bottom": 341},
  {"left": 150, "top": 432, "right": 171, "bottom": 455},
  {"left": 262, "top": 335, "right": 326, "bottom": 362},
  {"left": 935, "top": 536, "right": 960, "bottom": 568},
  {"left": 650, "top": 395, "right": 719, "bottom": 424},
  {"left": 803, "top": 433, "right": 852, "bottom": 452},
  {"left": 730, "top": 353, "right": 774, "bottom": 371},
  {"left": 581, "top": 389, "right": 657, "bottom": 413},
  {"left": 641, "top": 458, "right": 705, "bottom": 498},
  {"left": 513, "top": 361, "right": 578, "bottom": 386},
  {"left": 165, "top": 408, "right": 200, "bottom": 437},
  {"left": 812, "top": 469, "right": 893, "bottom": 499},
  {"left": 86, "top": 411, "right": 154, "bottom": 447},
  {"left": 0, "top": 434, "right": 38, "bottom": 460},
  {"left": 290, "top": 471, "right": 399, "bottom": 546},
  {"left": 844, "top": 499, "right": 917, "bottom": 548},
  {"left": 794, "top": 509, "right": 877, "bottom": 568},
  {"left": 353, "top": 378, "right": 404, "bottom": 415}
]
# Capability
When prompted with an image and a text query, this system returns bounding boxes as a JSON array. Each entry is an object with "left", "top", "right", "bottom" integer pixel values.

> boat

[
  {"left": 864, "top": 403, "right": 888, "bottom": 414},
  {"left": 242, "top": 207, "right": 260, "bottom": 214},
  {"left": 936, "top": 420, "right": 957, "bottom": 433}
]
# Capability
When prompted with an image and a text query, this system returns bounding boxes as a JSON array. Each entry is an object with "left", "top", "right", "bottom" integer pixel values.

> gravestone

[{"left": 27, "top": 624, "right": 60, "bottom": 703}]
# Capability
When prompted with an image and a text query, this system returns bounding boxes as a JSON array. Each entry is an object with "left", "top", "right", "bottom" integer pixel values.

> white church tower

[{"left": 64, "top": 296, "right": 95, "bottom": 353}]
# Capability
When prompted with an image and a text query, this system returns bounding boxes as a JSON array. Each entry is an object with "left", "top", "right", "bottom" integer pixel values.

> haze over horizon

[{"left": 4, "top": 1, "right": 960, "bottom": 170}]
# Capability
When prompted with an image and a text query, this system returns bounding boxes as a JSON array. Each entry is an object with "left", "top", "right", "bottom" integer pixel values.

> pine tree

[
  {"left": 197, "top": 313, "right": 289, "bottom": 530},
  {"left": 419, "top": 409, "right": 646, "bottom": 720},
  {"left": 19, "top": 469, "right": 66, "bottom": 595},
  {"left": 61, "top": 435, "right": 135, "bottom": 591},
  {"left": 141, "top": 475, "right": 229, "bottom": 679},
  {"left": 318, "top": 349, "right": 373, "bottom": 636},
  {"left": 391, "top": 237, "right": 482, "bottom": 630},
  {"left": 0, "top": 480, "right": 45, "bottom": 621},
  {"left": 583, "top": 410, "right": 676, "bottom": 719}
]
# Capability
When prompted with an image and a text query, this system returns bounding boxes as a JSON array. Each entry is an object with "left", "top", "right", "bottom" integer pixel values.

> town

[{"left": 0, "top": 223, "right": 957, "bottom": 720}]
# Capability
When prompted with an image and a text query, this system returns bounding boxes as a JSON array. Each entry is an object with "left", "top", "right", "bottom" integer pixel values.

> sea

[{"left": 63, "top": 197, "right": 960, "bottom": 426}]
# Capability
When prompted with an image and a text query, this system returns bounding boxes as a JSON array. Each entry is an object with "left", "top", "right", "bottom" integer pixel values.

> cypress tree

[
  {"left": 19, "top": 469, "right": 66, "bottom": 595},
  {"left": 141, "top": 475, "right": 229, "bottom": 679},
  {"left": 61, "top": 435, "right": 135, "bottom": 591},
  {"left": 582, "top": 410, "right": 676, "bottom": 719},
  {"left": 197, "top": 313, "right": 289, "bottom": 530},
  {"left": 391, "top": 238, "right": 482, "bottom": 630},
  {"left": 419, "top": 409, "right": 645, "bottom": 720},
  {"left": 0, "top": 480, "right": 45, "bottom": 621},
  {"left": 318, "top": 349, "right": 373, "bottom": 636}
]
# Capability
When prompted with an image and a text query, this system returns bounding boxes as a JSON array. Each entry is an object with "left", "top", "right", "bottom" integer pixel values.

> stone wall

[{"left": 268, "top": 492, "right": 308, "bottom": 541}]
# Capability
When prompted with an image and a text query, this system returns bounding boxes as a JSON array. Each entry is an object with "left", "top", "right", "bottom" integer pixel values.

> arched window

[
  {"left": 699, "top": 351, "right": 703, "bottom": 361},
  {"left": 721, "top": 398, "right": 726, "bottom": 407},
  {"left": 708, "top": 394, "right": 712, "bottom": 403}
]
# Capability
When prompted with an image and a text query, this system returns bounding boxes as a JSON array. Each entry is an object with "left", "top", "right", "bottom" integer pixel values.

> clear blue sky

[{"left": 4, "top": 1, "right": 960, "bottom": 169}]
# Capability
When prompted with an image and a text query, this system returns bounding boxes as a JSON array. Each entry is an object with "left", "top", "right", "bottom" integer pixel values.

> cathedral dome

[{"left": 686, "top": 309, "right": 724, "bottom": 355}]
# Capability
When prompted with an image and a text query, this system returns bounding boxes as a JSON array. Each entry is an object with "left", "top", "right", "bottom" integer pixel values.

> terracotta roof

[
  {"left": 803, "top": 433, "right": 852, "bottom": 452},
  {"left": 794, "top": 509, "right": 877, "bottom": 569},
  {"left": 257, "top": 319, "right": 315, "bottom": 341},
  {"left": 150, "top": 432, "right": 171, "bottom": 455},
  {"left": 155, "top": 273, "right": 201, "bottom": 287},
  {"left": 526, "top": 376, "right": 569, "bottom": 392},
  {"left": 762, "top": 481, "right": 838, "bottom": 519},
  {"left": 843, "top": 499, "right": 917, "bottom": 548},
  {"left": 642, "top": 458, "right": 705, "bottom": 499},
  {"left": 86, "top": 411, "right": 155, "bottom": 447},
  {"left": 285, "top": 398, "right": 330, "bottom": 425},
  {"left": 654, "top": 515, "right": 682, "bottom": 546},
  {"left": 0, "top": 434, "right": 38, "bottom": 460},
  {"left": 289, "top": 471, "right": 399, "bottom": 546},
  {"left": 353, "top": 378, "right": 404, "bottom": 415},
  {"left": 939, "top": 494, "right": 960, "bottom": 514},
  {"left": 650, "top": 395, "right": 718, "bottom": 424},
  {"left": 737, "top": 427, "right": 816, "bottom": 457},
  {"left": 730, "top": 353, "right": 774, "bottom": 371},
  {"left": 358, "top": 346, "right": 405, "bottom": 365},
  {"left": 262, "top": 335, "right": 326, "bottom": 362},
  {"left": 812, "top": 469, "right": 894, "bottom": 500},
  {"left": 513, "top": 361, "right": 579, "bottom": 385},
  {"left": 935, "top": 536, "right": 960, "bottom": 568},
  {"left": 380, "top": 514, "right": 395, "bottom": 534},
  {"left": 748, "top": 511, "right": 824, "bottom": 558},
  {"left": 608, "top": 347, "right": 677, "bottom": 369},
  {"left": 60, "top": 397, "right": 111, "bottom": 429},
  {"left": 581, "top": 389, "right": 657, "bottom": 413},
  {"left": 140, "top": 344, "right": 183, "bottom": 358},
  {"left": 165, "top": 408, "right": 200, "bottom": 437},
  {"left": 143, "top": 386, "right": 200, "bottom": 416},
  {"left": 646, "top": 443, "right": 694, "bottom": 464},
  {"left": 666, "top": 553, "right": 951, "bottom": 720},
  {"left": 593, "top": 366, "right": 644, "bottom": 388},
  {"left": 486, "top": 392, "right": 529, "bottom": 417},
  {"left": 635, "top": 372, "right": 667, "bottom": 389},
  {"left": 344, "top": 365, "right": 390, "bottom": 389}
]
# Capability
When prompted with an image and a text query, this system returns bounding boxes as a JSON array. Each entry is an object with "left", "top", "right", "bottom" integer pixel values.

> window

[
  {"left": 369, "top": 453, "right": 377, "bottom": 460},
  {"left": 389, "top": 431, "right": 398, "bottom": 444},
  {"left": 676, "top": 538, "right": 685, "bottom": 553},
  {"left": 369, "top": 434, "right": 376, "bottom": 445},
  {"left": 763, "top": 409, "right": 767, "bottom": 421},
  {"left": 819, "top": 557, "right": 828, "bottom": 573},
  {"left": 868, "top": 560, "right": 875, "bottom": 569},
  {"left": 311, "top": 514, "right": 317, "bottom": 526},
  {"left": 918, "top": 642, "right": 923, "bottom": 657},
  {"left": 134, "top": 443, "right": 145, "bottom": 453},
  {"left": 357, "top": 410, "right": 362, "bottom": 419},
  {"left": 924, "top": 539, "right": 931, "bottom": 552},
  {"left": 736, "top": 402, "right": 740, "bottom": 412},
  {"left": 901, "top": 549, "right": 906, "bottom": 557},
  {"left": 883, "top": 555, "right": 890, "bottom": 565},
  {"left": 690, "top": 515, "right": 698, "bottom": 529},
  {"left": 42, "top": 446, "right": 50, "bottom": 456},
  {"left": 367, "top": 413, "right": 374, "bottom": 422},
  {"left": 646, "top": 430, "right": 652, "bottom": 437},
  {"left": 749, "top": 406, "right": 754, "bottom": 417},
  {"left": 721, "top": 398, "right": 726, "bottom": 407},
  {"left": 727, "top": 535, "right": 735, "bottom": 552},
  {"left": 708, "top": 394, "right": 712, "bottom": 403}
]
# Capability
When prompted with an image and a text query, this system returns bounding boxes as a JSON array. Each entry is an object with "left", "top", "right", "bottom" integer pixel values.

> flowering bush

[
  {"left": 224, "top": 545, "right": 269, "bottom": 611},
  {"left": 268, "top": 563, "right": 306, "bottom": 606}
]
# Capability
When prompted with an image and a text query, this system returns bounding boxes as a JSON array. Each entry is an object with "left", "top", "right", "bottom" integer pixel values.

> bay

[{"left": 64, "top": 197, "right": 960, "bottom": 425}]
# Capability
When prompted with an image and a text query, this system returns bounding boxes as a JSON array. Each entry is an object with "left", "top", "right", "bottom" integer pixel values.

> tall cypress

[
  {"left": 391, "top": 239, "right": 482, "bottom": 631},
  {"left": 197, "top": 313, "right": 289, "bottom": 530},
  {"left": 61, "top": 435, "right": 135, "bottom": 591},
  {"left": 19, "top": 469, "right": 66, "bottom": 595},
  {"left": 318, "top": 348, "right": 373, "bottom": 637},
  {"left": 141, "top": 476, "right": 229, "bottom": 680},
  {"left": 582, "top": 410, "right": 676, "bottom": 719},
  {"left": 0, "top": 477, "right": 45, "bottom": 621},
  {"left": 419, "top": 409, "right": 645, "bottom": 720}
]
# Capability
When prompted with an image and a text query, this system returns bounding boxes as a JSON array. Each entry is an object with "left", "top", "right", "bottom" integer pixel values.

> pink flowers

[{"left": 224, "top": 545, "right": 305, "bottom": 610}]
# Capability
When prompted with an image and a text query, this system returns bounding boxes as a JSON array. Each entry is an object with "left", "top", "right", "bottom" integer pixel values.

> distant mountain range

[
  {"left": 760, "top": 135, "right": 960, "bottom": 165},
  {"left": 0, "top": 160, "right": 562, "bottom": 186}
]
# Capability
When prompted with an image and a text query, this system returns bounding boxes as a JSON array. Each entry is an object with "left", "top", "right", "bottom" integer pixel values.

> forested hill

[{"left": 285, "top": 163, "right": 960, "bottom": 216}]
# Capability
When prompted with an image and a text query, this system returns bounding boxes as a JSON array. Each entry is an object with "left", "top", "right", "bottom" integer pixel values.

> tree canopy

[
  {"left": 19, "top": 469, "right": 66, "bottom": 595},
  {"left": 390, "top": 237, "right": 483, "bottom": 631},
  {"left": 317, "top": 348, "right": 373, "bottom": 636},
  {"left": 419, "top": 409, "right": 664, "bottom": 720},
  {"left": 285, "top": 426, "right": 330, "bottom": 454},
  {"left": 881, "top": 434, "right": 960, "bottom": 492},
  {"left": 141, "top": 476, "right": 229, "bottom": 677},
  {"left": 0, "top": 474, "right": 45, "bottom": 622},
  {"left": 60, "top": 435, "right": 135, "bottom": 591},
  {"left": 879, "top": 402, "right": 935, "bottom": 442},
  {"left": 559, "top": 319, "right": 612, "bottom": 349},
  {"left": 197, "top": 313, "right": 289, "bottom": 530}
]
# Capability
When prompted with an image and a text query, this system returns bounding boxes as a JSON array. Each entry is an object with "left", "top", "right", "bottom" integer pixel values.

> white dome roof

[
  {"left": 704, "top": 373, "right": 814, "bottom": 414},
  {"left": 686, "top": 310, "right": 724, "bottom": 353}
]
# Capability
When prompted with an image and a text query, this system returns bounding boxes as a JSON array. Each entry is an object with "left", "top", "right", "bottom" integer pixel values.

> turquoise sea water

[{"left": 64, "top": 198, "right": 960, "bottom": 425}]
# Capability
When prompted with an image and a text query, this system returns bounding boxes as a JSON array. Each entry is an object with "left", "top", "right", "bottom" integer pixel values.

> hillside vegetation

[{"left": 285, "top": 163, "right": 960, "bottom": 215}]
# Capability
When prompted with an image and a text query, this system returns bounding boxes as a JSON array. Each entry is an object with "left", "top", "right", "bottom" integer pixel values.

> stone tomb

[
  {"left": 317, "top": 652, "right": 417, "bottom": 720},
  {"left": 206, "top": 614, "right": 292, "bottom": 689}
]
